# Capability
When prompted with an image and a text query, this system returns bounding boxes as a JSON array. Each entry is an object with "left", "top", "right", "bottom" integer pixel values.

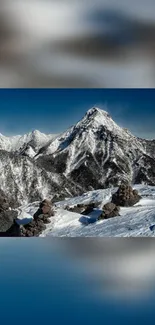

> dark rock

[
  {"left": 65, "top": 202, "right": 98, "bottom": 215},
  {"left": 26, "top": 230, "right": 34, "bottom": 237},
  {"left": 65, "top": 204, "right": 86, "bottom": 214},
  {"left": 111, "top": 185, "right": 141, "bottom": 207},
  {"left": 0, "top": 188, "right": 18, "bottom": 214},
  {"left": 98, "top": 202, "right": 120, "bottom": 220},
  {"left": 21, "top": 209, "right": 48, "bottom": 237},
  {"left": 150, "top": 225, "right": 155, "bottom": 231},
  {"left": 0, "top": 210, "right": 18, "bottom": 233},
  {"left": 43, "top": 218, "right": 51, "bottom": 224},
  {"left": 82, "top": 206, "right": 94, "bottom": 215},
  {"left": 0, "top": 218, "right": 21, "bottom": 237}
]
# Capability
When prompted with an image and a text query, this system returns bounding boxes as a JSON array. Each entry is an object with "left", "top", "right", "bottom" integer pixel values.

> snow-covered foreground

[{"left": 20, "top": 185, "right": 155, "bottom": 237}]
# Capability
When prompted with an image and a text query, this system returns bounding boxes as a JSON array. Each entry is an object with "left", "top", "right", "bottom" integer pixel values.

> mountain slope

[
  {"left": 0, "top": 150, "right": 80, "bottom": 205},
  {"left": 0, "top": 107, "right": 155, "bottom": 205},
  {"left": 20, "top": 185, "right": 155, "bottom": 237},
  {"left": 36, "top": 107, "right": 155, "bottom": 191},
  {"left": 0, "top": 130, "right": 57, "bottom": 157}
]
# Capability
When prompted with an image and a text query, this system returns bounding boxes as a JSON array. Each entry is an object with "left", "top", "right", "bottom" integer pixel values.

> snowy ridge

[
  {"left": 0, "top": 130, "right": 57, "bottom": 156},
  {"left": 19, "top": 185, "right": 155, "bottom": 237},
  {"left": 38, "top": 185, "right": 155, "bottom": 237}
]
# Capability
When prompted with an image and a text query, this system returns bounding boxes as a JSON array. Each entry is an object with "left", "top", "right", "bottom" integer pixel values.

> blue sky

[{"left": 0, "top": 89, "right": 154, "bottom": 139}]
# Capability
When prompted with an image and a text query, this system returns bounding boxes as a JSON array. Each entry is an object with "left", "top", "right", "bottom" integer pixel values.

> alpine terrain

[
  {"left": 1, "top": 106, "right": 155, "bottom": 237},
  {"left": 0, "top": 106, "right": 155, "bottom": 206}
]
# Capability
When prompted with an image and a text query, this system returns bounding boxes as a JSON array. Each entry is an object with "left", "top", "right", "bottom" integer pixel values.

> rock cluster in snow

[
  {"left": 64, "top": 185, "right": 141, "bottom": 223},
  {"left": 20, "top": 204, "right": 55, "bottom": 237}
]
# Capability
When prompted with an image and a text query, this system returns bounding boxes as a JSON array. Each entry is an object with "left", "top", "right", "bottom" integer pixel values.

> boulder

[
  {"left": 98, "top": 202, "right": 120, "bottom": 220},
  {"left": 82, "top": 205, "right": 94, "bottom": 215},
  {"left": 20, "top": 215, "right": 47, "bottom": 237},
  {"left": 111, "top": 185, "right": 141, "bottom": 207},
  {"left": 0, "top": 210, "right": 19, "bottom": 235},
  {"left": 65, "top": 201, "right": 102, "bottom": 214},
  {"left": 65, "top": 204, "right": 86, "bottom": 214}
]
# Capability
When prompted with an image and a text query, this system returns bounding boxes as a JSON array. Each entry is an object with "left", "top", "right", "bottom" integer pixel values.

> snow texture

[{"left": 18, "top": 185, "right": 155, "bottom": 237}]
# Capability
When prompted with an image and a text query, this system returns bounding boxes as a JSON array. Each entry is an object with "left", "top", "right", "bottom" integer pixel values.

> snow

[
  {"left": 24, "top": 146, "right": 36, "bottom": 158},
  {"left": 38, "top": 106, "right": 147, "bottom": 176},
  {"left": 0, "top": 107, "right": 155, "bottom": 207},
  {"left": 0, "top": 130, "right": 56, "bottom": 153},
  {"left": 18, "top": 184, "right": 155, "bottom": 237},
  {"left": 15, "top": 210, "right": 33, "bottom": 225}
]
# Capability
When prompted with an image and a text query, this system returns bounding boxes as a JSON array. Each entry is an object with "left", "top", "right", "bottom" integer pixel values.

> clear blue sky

[{"left": 0, "top": 89, "right": 154, "bottom": 139}]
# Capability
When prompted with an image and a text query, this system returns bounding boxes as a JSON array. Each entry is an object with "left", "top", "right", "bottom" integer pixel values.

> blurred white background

[{"left": 0, "top": 0, "right": 155, "bottom": 87}]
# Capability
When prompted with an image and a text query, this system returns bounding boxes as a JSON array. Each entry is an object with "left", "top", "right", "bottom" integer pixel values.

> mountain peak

[
  {"left": 78, "top": 106, "right": 120, "bottom": 134},
  {"left": 31, "top": 129, "right": 42, "bottom": 136},
  {"left": 85, "top": 106, "right": 107, "bottom": 117},
  {"left": 85, "top": 106, "right": 112, "bottom": 121},
  {"left": 86, "top": 106, "right": 101, "bottom": 114}
]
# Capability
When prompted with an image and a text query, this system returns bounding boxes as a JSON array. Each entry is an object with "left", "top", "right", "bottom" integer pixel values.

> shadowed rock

[{"left": 111, "top": 185, "right": 141, "bottom": 207}]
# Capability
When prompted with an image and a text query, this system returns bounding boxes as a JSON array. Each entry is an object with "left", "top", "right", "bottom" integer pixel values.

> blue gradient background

[
  {"left": 0, "top": 238, "right": 155, "bottom": 325},
  {"left": 0, "top": 89, "right": 155, "bottom": 139}
]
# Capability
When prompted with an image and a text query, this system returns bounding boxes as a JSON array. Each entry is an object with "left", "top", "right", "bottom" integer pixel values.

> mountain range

[{"left": 0, "top": 107, "right": 155, "bottom": 206}]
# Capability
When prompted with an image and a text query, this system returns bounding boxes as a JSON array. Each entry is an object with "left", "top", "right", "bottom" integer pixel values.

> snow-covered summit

[
  {"left": 0, "top": 129, "right": 57, "bottom": 156},
  {"left": 39, "top": 106, "right": 136, "bottom": 156},
  {"left": 79, "top": 106, "right": 135, "bottom": 140},
  {"left": 85, "top": 106, "right": 110, "bottom": 118}
]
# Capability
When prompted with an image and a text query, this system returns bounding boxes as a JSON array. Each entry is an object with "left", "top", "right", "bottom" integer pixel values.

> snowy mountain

[
  {"left": 0, "top": 107, "right": 155, "bottom": 205},
  {"left": 0, "top": 130, "right": 57, "bottom": 157},
  {"left": 0, "top": 150, "right": 81, "bottom": 205},
  {"left": 36, "top": 107, "right": 155, "bottom": 190},
  {"left": 21, "top": 184, "right": 155, "bottom": 237}
]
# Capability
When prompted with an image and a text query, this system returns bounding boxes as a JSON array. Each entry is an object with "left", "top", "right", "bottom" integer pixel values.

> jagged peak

[
  {"left": 76, "top": 106, "right": 117, "bottom": 132},
  {"left": 85, "top": 106, "right": 110, "bottom": 118},
  {"left": 83, "top": 107, "right": 113, "bottom": 123},
  {"left": 31, "top": 129, "right": 43, "bottom": 136}
]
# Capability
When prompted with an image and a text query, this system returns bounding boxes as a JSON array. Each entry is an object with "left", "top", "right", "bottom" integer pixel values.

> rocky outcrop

[
  {"left": 81, "top": 204, "right": 97, "bottom": 215},
  {"left": 65, "top": 202, "right": 100, "bottom": 214},
  {"left": 65, "top": 185, "right": 140, "bottom": 223},
  {"left": 0, "top": 208, "right": 19, "bottom": 237},
  {"left": 20, "top": 219, "right": 47, "bottom": 237},
  {"left": 0, "top": 188, "right": 18, "bottom": 211},
  {"left": 111, "top": 185, "right": 141, "bottom": 207},
  {"left": 99, "top": 202, "right": 120, "bottom": 220},
  {"left": 65, "top": 204, "right": 86, "bottom": 214},
  {"left": 20, "top": 203, "right": 54, "bottom": 237},
  {"left": 0, "top": 189, "right": 19, "bottom": 236}
]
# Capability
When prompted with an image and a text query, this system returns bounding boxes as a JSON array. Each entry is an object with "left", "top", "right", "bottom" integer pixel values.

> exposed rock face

[
  {"left": 0, "top": 210, "right": 19, "bottom": 235},
  {"left": 111, "top": 185, "right": 141, "bottom": 207},
  {"left": 0, "top": 188, "right": 18, "bottom": 211},
  {"left": 0, "top": 189, "right": 19, "bottom": 236}
]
